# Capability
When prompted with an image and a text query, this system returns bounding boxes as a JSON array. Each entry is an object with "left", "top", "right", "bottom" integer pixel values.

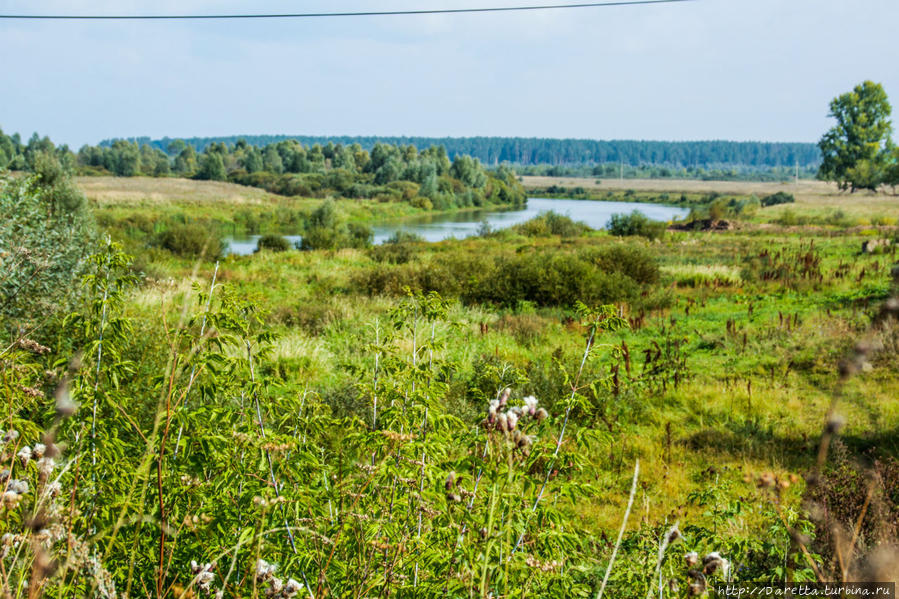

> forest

[{"left": 98, "top": 136, "right": 822, "bottom": 170}]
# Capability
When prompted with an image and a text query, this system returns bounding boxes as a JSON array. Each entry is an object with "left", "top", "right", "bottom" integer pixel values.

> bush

[
  {"left": 515, "top": 211, "right": 590, "bottom": 238},
  {"left": 0, "top": 173, "right": 96, "bottom": 320},
  {"left": 256, "top": 234, "right": 292, "bottom": 253},
  {"left": 582, "top": 245, "right": 660, "bottom": 285},
  {"left": 300, "top": 200, "right": 373, "bottom": 250},
  {"left": 760, "top": 191, "right": 795, "bottom": 207},
  {"left": 607, "top": 210, "right": 667, "bottom": 240},
  {"left": 152, "top": 223, "right": 225, "bottom": 259},
  {"left": 357, "top": 247, "right": 656, "bottom": 308}
]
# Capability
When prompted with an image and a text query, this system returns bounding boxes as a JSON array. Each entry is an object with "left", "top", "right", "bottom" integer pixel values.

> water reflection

[{"left": 223, "top": 198, "right": 689, "bottom": 255}]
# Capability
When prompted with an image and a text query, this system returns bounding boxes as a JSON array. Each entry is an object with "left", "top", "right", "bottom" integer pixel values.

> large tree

[{"left": 818, "top": 80, "right": 893, "bottom": 192}]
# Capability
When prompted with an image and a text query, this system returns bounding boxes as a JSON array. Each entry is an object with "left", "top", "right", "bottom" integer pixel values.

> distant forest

[{"left": 100, "top": 135, "right": 821, "bottom": 170}]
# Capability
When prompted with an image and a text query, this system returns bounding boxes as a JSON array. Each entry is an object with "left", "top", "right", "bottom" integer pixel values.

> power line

[{"left": 0, "top": 0, "right": 693, "bottom": 20}]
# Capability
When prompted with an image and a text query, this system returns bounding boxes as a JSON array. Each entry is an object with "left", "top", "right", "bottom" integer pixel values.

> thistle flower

[
  {"left": 488, "top": 399, "right": 499, "bottom": 416},
  {"left": 259, "top": 559, "right": 279, "bottom": 582},
  {"left": 8, "top": 479, "right": 28, "bottom": 495},
  {"left": 0, "top": 469, "right": 9, "bottom": 482},
  {"left": 535, "top": 408, "right": 549, "bottom": 422},
  {"left": 523, "top": 395, "right": 538, "bottom": 416},
  {"left": 684, "top": 551, "right": 699, "bottom": 566},
  {"left": 505, "top": 411, "right": 518, "bottom": 431},
  {"left": 37, "top": 457, "right": 55, "bottom": 478},
  {"left": 32, "top": 443, "right": 46, "bottom": 459},
  {"left": 267, "top": 577, "right": 284, "bottom": 597},
  {"left": 666, "top": 524, "right": 681, "bottom": 544},
  {"left": 702, "top": 552, "right": 726, "bottom": 576},
  {"left": 499, "top": 387, "right": 511, "bottom": 407},
  {"left": 2, "top": 429, "right": 19, "bottom": 444},
  {"left": 445, "top": 471, "right": 456, "bottom": 490},
  {"left": 497, "top": 412, "right": 509, "bottom": 433},
  {"left": 17, "top": 446, "right": 32, "bottom": 466},
  {"left": 284, "top": 578, "right": 304, "bottom": 597},
  {"left": 2, "top": 491, "right": 20, "bottom": 509}
]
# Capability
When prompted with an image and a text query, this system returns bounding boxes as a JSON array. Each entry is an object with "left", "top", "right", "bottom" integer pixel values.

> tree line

[
  {"left": 0, "top": 130, "right": 526, "bottom": 212},
  {"left": 100, "top": 135, "right": 822, "bottom": 169}
]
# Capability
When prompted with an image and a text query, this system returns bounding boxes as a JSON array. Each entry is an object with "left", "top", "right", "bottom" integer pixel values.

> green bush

[
  {"left": 0, "top": 173, "right": 96, "bottom": 320},
  {"left": 256, "top": 234, "right": 292, "bottom": 253},
  {"left": 760, "top": 191, "right": 795, "bottom": 207},
  {"left": 152, "top": 223, "right": 225, "bottom": 259},
  {"left": 607, "top": 210, "right": 667, "bottom": 240},
  {"left": 357, "top": 247, "right": 657, "bottom": 308},
  {"left": 515, "top": 211, "right": 590, "bottom": 237},
  {"left": 300, "top": 200, "right": 373, "bottom": 250},
  {"left": 582, "top": 245, "right": 660, "bottom": 284}
]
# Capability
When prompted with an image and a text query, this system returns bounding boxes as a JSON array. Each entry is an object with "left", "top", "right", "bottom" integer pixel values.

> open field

[{"left": 4, "top": 173, "right": 899, "bottom": 596}]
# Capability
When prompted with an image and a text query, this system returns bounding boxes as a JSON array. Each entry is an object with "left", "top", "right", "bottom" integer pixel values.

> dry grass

[{"left": 77, "top": 176, "right": 283, "bottom": 208}]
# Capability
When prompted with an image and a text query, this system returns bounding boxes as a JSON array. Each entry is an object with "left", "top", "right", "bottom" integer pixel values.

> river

[{"left": 223, "top": 197, "right": 689, "bottom": 255}]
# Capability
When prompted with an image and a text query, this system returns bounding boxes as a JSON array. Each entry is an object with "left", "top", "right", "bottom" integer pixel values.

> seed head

[
  {"left": 684, "top": 551, "right": 699, "bottom": 566},
  {"left": 535, "top": 408, "right": 549, "bottom": 422}
]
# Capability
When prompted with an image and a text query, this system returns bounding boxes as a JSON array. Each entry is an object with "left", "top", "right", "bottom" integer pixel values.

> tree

[
  {"left": 818, "top": 81, "right": 893, "bottom": 191},
  {"left": 195, "top": 151, "right": 226, "bottom": 181}
]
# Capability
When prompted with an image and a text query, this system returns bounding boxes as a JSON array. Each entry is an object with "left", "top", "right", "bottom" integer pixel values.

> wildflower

[
  {"left": 267, "top": 577, "right": 284, "bottom": 597},
  {"left": 32, "top": 443, "right": 46, "bottom": 459},
  {"left": 535, "top": 407, "right": 549, "bottom": 422},
  {"left": 684, "top": 551, "right": 699, "bottom": 566},
  {"left": 505, "top": 411, "right": 519, "bottom": 431},
  {"left": 0, "top": 469, "right": 9, "bottom": 482},
  {"left": 17, "top": 446, "right": 32, "bottom": 466},
  {"left": 488, "top": 399, "right": 499, "bottom": 416},
  {"left": 37, "top": 457, "right": 55, "bottom": 478},
  {"left": 18, "top": 338, "right": 50, "bottom": 354},
  {"left": 8, "top": 479, "right": 28, "bottom": 495},
  {"left": 702, "top": 552, "right": 725, "bottom": 576},
  {"left": 256, "top": 559, "right": 276, "bottom": 581},
  {"left": 284, "top": 578, "right": 304, "bottom": 597},
  {"left": 496, "top": 412, "right": 509, "bottom": 433},
  {"left": 190, "top": 560, "right": 215, "bottom": 591},
  {"left": 445, "top": 471, "right": 456, "bottom": 490},
  {"left": 666, "top": 524, "right": 681, "bottom": 544},
  {"left": 2, "top": 491, "right": 20, "bottom": 509},
  {"left": 499, "top": 387, "right": 511, "bottom": 407},
  {"left": 523, "top": 395, "right": 538, "bottom": 416},
  {"left": 2, "top": 429, "right": 19, "bottom": 444}
]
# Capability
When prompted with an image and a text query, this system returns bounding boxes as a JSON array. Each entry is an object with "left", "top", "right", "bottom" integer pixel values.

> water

[{"left": 223, "top": 198, "right": 689, "bottom": 255}]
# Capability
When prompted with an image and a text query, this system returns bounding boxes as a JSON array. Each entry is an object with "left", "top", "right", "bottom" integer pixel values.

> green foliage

[
  {"left": 760, "top": 191, "right": 795, "bottom": 207},
  {"left": 299, "top": 200, "right": 373, "bottom": 250},
  {"left": 514, "top": 211, "right": 590, "bottom": 237},
  {"left": 607, "top": 210, "right": 668, "bottom": 240},
  {"left": 0, "top": 171, "right": 95, "bottom": 321},
  {"left": 818, "top": 80, "right": 893, "bottom": 191},
  {"left": 255, "top": 234, "right": 293, "bottom": 253},
  {"left": 358, "top": 245, "right": 659, "bottom": 308},
  {"left": 151, "top": 223, "right": 225, "bottom": 259}
]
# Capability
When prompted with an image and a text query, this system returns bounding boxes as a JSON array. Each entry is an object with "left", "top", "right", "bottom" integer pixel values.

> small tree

[{"left": 818, "top": 81, "right": 893, "bottom": 191}]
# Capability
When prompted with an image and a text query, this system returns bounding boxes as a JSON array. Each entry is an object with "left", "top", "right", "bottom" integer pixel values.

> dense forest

[
  {"left": 0, "top": 128, "right": 526, "bottom": 211},
  {"left": 102, "top": 135, "right": 822, "bottom": 169}
]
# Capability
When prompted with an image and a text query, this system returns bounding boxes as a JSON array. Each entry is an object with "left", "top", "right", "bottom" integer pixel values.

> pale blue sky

[{"left": 1, "top": 0, "right": 896, "bottom": 147}]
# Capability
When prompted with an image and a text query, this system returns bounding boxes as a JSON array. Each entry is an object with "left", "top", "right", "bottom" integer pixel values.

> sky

[{"left": 1, "top": 0, "right": 897, "bottom": 147}]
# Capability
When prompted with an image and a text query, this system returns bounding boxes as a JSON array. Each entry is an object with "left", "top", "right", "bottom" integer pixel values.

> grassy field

[{"left": 4, "top": 174, "right": 898, "bottom": 596}]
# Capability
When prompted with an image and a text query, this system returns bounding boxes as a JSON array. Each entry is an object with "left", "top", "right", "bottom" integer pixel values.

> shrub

[
  {"left": 152, "top": 223, "right": 225, "bottom": 259},
  {"left": 607, "top": 210, "right": 667, "bottom": 240},
  {"left": 0, "top": 173, "right": 96, "bottom": 320},
  {"left": 760, "top": 191, "right": 795, "bottom": 207},
  {"left": 256, "top": 234, "right": 292, "bottom": 253},
  {"left": 515, "top": 211, "right": 590, "bottom": 238},
  {"left": 582, "top": 245, "right": 660, "bottom": 285},
  {"left": 300, "top": 200, "right": 373, "bottom": 250}
]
